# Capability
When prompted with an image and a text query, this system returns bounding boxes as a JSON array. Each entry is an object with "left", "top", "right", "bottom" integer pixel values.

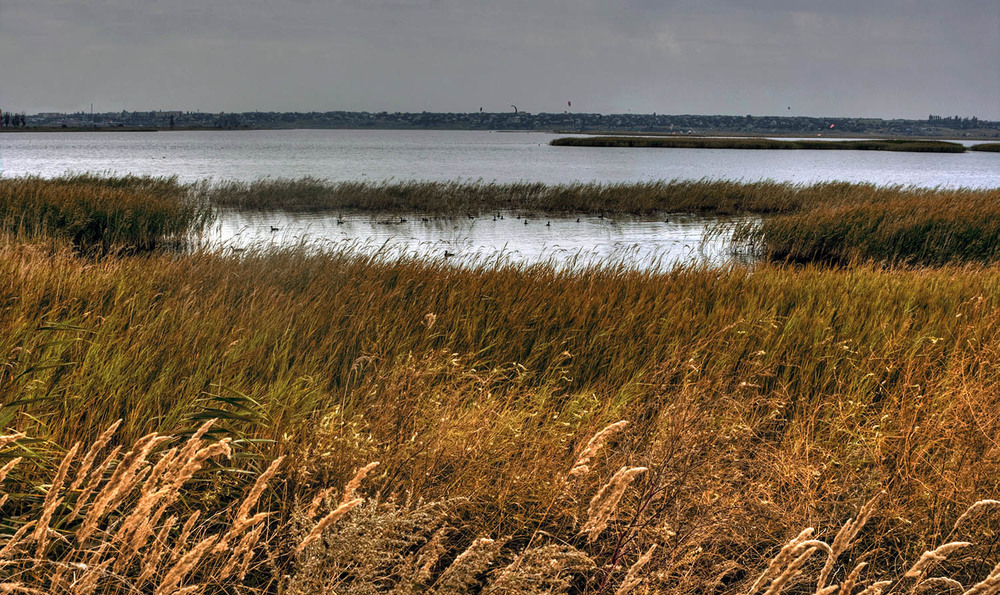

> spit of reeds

[
  {"left": 550, "top": 136, "right": 968, "bottom": 152},
  {"left": 203, "top": 178, "right": 982, "bottom": 216}
]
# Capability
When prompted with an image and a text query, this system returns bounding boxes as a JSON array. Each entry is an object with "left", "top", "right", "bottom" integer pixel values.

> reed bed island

[
  {"left": 0, "top": 174, "right": 998, "bottom": 593},
  {"left": 550, "top": 136, "right": 979, "bottom": 152}
]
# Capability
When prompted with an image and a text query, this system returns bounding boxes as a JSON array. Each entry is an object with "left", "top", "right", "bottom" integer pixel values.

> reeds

[
  {"left": 4, "top": 418, "right": 996, "bottom": 593},
  {"left": 748, "top": 499, "right": 1000, "bottom": 595},
  {"left": 734, "top": 186, "right": 1000, "bottom": 264},
  {"left": 12, "top": 174, "right": 1000, "bottom": 268},
  {"left": 0, "top": 420, "right": 283, "bottom": 593},
  {"left": 0, "top": 174, "right": 212, "bottom": 254},
  {"left": 2, "top": 172, "right": 1000, "bottom": 590},
  {"left": 204, "top": 177, "right": 823, "bottom": 214},
  {"left": 551, "top": 136, "right": 969, "bottom": 152},
  {"left": 204, "top": 177, "right": 978, "bottom": 216},
  {"left": 2, "top": 240, "right": 1000, "bottom": 590}
]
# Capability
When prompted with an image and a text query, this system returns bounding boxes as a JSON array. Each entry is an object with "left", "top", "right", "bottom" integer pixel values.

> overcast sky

[{"left": 1, "top": 0, "right": 997, "bottom": 119}]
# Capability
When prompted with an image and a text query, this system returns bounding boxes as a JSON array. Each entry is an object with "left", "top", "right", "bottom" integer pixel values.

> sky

[{"left": 1, "top": 0, "right": 998, "bottom": 119}]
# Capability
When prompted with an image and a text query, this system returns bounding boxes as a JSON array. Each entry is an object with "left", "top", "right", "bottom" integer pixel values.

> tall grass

[
  {"left": 2, "top": 174, "right": 1000, "bottom": 590},
  {"left": 734, "top": 186, "right": 1000, "bottom": 264},
  {"left": 203, "top": 178, "right": 991, "bottom": 217},
  {"left": 0, "top": 174, "right": 212, "bottom": 253},
  {"left": 551, "top": 136, "right": 969, "bottom": 152},
  {"left": 970, "top": 143, "right": 1000, "bottom": 152},
  {"left": 10, "top": 174, "right": 999, "bottom": 269},
  {"left": 1, "top": 242, "right": 999, "bottom": 590},
  {"left": 3, "top": 421, "right": 997, "bottom": 593},
  {"left": 205, "top": 177, "right": 815, "bottom": 214}
]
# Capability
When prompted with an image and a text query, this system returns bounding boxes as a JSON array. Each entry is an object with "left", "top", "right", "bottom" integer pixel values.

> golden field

[{"left": 0, "top": 176, "right": 997, "bottom": 593}]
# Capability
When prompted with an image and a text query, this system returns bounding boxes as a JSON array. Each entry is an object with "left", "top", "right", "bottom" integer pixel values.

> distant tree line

[
  {"left": 1, "top": 111, "right": 28, "bottom": 128},
  {"left": 927, "top": 114, "right": 983, "bottom": 129}
]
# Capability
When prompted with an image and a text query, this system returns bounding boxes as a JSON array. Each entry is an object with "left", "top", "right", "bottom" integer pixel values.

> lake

[
  {"left": 204, "top": 211, "right": 742, "bottom": 270},
  {"left": 2, "top": 129, "right": 996, "bottom": 187},
  {"left": 3, "top": 129, "right": 997, "bottom": 267}
]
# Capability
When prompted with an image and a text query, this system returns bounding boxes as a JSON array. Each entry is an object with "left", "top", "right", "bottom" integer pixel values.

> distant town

[{"left": 1, "top": 109, "right": 997, "bottom": 138}]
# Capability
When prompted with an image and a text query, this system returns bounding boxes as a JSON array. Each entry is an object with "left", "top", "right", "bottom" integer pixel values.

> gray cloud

[{"left": 1, "top": 0, "right": 996, "bottom": 118}]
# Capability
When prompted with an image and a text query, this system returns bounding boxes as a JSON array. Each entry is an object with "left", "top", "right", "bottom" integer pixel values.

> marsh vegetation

[
  {"left": 551, "top": 136, "right": 970, "bottom": 152},
  {"left": 0, "top": 175, "right": 998, "bottom": 592}
]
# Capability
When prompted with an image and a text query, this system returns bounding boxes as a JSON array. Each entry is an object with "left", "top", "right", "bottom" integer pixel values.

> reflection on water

[
  {"left": 3, "top": 129, "right": 997, "bottom": 189},
  {"left": 204, "top": 211, "right": 745, "bottom": 270}
]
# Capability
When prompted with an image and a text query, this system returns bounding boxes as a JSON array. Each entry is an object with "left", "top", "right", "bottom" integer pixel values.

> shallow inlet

[{"left": 204, "top": 211, "right": 745, "bottom": 270}]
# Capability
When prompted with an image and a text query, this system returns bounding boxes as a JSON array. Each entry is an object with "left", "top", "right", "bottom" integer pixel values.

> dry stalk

[
  {"left": 0, "top": 582, "right": 45, "bottom": 594},
  {"left": 70, "top": 558, "right": 113, "bottom": 595},
  {"left": 295, "top": 498, "right": 363, "bottom": 554},
  {"left": 568, "top": 421, "right": 628, "bottom": 478},
  {"left": 219, "top": 522, "right": 266, "bottom": 582},
  {"left": 856, "top": 581, "right": 892, "bottom": 595},
  {"left": 963, "top": 562, "right": 1000, "bottom": 595},
  {"left": 431, "top": 537, "right": 502, "bottom": 594},
  {"left": 167, "top": 511, "right": 202, "bottom": 567},
  {"left": 31, "top": 443, "right": 80, "bottom": 558},
  {"left": 903, "top": 542, "right": 971, "bottom": 582},
  {"left": 66, "top": 420, "right": 121, "bottom": 492},
  {"left": 952, "top": 500, "right": 1000, "bottom": 534},
  {"left": 416, "top": 526, "right": 452, "bottom": 584},
  {"left": 615, "top": 544, "right": 657, "bottom": 595},
  {"left": 762, "top": 545, "right": 820, "bottom": 595},
  {"left": 0, "top": 458, "right": 21, "bottom": 484},
  {"left": 67, "top": 445, "right": 122, "bottom": 523},
  {"left": 215, "top": 456, "right": 285, "bottom": 553},
  {"left": 77, "top": 433, "right": 169, "bottom": 544},
  {"left": 748, "top": 528, "right": 817, "bottom": 594},
  {"left": 916, "top": 577, "right": 963, "bottom": 594},
  {"left": 0, "top": 522, "right": 37, "bottom": 560},
  {"left": 154, "top": 535, "right": 219, "bottom": 595},
  {"left": 817, "top": 492, "right": 882, "bottom": 591},
  {"left": 839, "top": 561, "right": 868, "bottom": 595},
  {"left": 0, "top": 434, "right": 25, "bottom": 451},
  {"left": 340, "top": 461, "right": 379, "bottom": 506},
  {"left": 306, "top": 487, "right": 337, "bottom": 520},
  {"left": 581, "top": 466, "right": 647, "bottom": 543},
  {"left": 136, "top": 515, "right": 178, "bottom": 586}
]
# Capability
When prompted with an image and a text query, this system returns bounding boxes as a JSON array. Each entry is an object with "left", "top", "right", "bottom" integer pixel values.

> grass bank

[
  {"left": 0, "top": 242, "right": 998, "bottom": 591},
  {"left": 970, "top": 142, "right": 1000, "bottom": 152},
  {"left": 735, "top": 186, "right": 1000, "bottom": 265},
  {"left": 0, "top": 174, "right": 212, "bottom": 253},
  {"left": 551, "top": 136, "right": 969, "bottom": 152}
]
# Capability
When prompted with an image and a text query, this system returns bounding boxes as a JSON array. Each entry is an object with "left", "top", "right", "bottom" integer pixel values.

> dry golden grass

[
  {"left": 732, "top": 186, "right": 1000, "bottom": 265},
  {"left": 0, "top": 173, "right": 999, "bottom": 590},
  {"left": 0, "top": 238, "right": 998, "bottom": 592},
  {"left": 0, "top": 420, "right": 277, "bottom": 593},
  {"left": 0, "top": 175, "right": 211, "bottom": 253},
  {"left": 1, "top": 421, "right": 997, "bottom": 594}
]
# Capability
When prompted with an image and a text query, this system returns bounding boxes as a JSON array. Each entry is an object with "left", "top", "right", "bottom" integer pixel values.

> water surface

[
  {"left": 3, "top": 129, "right": 997, "bottom": 188},
  {"left": 208, "top": 211, "right": 738, "bottom": 270}
]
